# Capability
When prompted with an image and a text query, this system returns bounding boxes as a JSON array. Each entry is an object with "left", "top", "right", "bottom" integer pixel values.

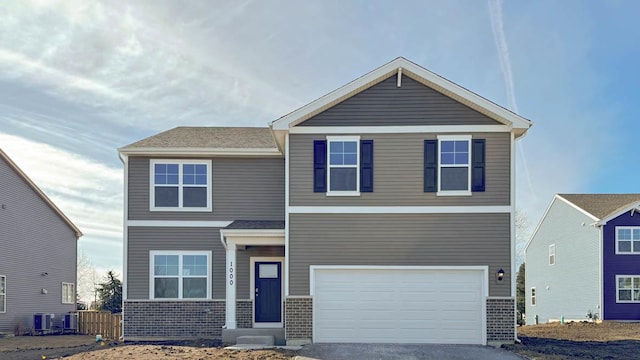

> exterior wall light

[{"left": 497, "top": 268, "right": 505, "bottom": 281}]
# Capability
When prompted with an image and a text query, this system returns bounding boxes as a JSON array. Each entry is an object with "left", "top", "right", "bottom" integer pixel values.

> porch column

[{"left": 225, "top": 244, "right": 237, "bottom": 329}]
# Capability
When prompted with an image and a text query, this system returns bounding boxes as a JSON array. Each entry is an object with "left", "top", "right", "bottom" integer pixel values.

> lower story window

[
  {"left": 62, "top": 282, "right": 75, "bottom": 304},
  {"left": 617, "top": 275, "right": 640, "bottom": 303},
  {"left": 150, "top": 251, "right": 211, "bottom": 299},
  {"left": 0, "top": 275, "right": 5, "bottom": 313},
  {"left": 531, "top": 287, "right": 536, "bottom": 306}
]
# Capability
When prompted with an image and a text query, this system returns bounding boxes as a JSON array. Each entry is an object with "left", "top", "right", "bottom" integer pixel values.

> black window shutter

[
  {"left": 471, "top": 139, "right": 486, "bottom": 192},
  {"left": 424, "top": 140, "right": 437, "bottom": 192},
  {"left": 313, "top": 140, "right": 327, "bottom": 192},
  {"left": 360, "top": 140, "right": 374, "bottom": 192}
]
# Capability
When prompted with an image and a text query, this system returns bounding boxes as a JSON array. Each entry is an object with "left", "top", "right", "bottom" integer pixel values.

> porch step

[
  {"left": 222, "top": 328, "right": 285, "bottom": 346},
  {"left": 236, "top": 335, "right": 275, "bottom": 346}
]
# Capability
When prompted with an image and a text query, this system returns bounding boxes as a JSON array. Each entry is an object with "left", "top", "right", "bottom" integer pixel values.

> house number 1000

[{"left": 229, "top": 262, "right": 234, "bottom": 285}]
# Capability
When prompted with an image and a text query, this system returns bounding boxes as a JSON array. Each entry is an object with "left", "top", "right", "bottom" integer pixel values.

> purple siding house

[{"left": 526, "top": 194, "right": 640, "bottom": 324}]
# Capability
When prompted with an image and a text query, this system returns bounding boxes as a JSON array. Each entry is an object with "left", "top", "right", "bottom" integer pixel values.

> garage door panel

[{"left": 313, "top": 268, "right": 485, "bottom": 344}]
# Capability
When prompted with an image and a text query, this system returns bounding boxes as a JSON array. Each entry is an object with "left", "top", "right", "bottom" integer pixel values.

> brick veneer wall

[
  {"left": 486, "top": 297, "right": 515, "bottom": 343},
  {"left": 236, "top": 300, "right": 253, "bottom": 329},
  {"left": 124, "top": 300, "right": 254, "bottom": 339},
  {"left": 284, "top": 297, "right": 312, "bottom": 340}
]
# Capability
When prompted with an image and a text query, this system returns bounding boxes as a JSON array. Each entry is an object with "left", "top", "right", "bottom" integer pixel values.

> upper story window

[
  {"left": 327, "top": 136, "right": 360, "bottom": 195},
  {"left": 425, "top": 136, "right": 484, "bottom": 195},
  {"left": 437, "top": 135, "right": 471, "bottom": 195},
  {"left": 549, "top": 244, "right": 556, "bottom": 265},
  {"left": 150, "top": 160, "right": 212, "bottom": 211},
  {"left": 150, "top": 251, "right": 211, "bottom": 299},
  {"left": 313, "top": 136, "right": 374, "bottom": 195},
  {"left": 616, "top": 227, "right": 640, "bottom": 254}
]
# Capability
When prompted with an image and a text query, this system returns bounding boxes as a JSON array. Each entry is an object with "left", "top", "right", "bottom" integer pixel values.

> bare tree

[
  {"left": 77, "top": 252, "right": 99, "bottom": 308},
  {"left": 515, "top": 208, "right": 531, "bottom": 267}
]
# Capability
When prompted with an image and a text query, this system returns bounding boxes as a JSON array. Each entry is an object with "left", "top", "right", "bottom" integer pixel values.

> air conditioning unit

[
  {"left": 64, "top": 313, "right": 78, "bottom": 330},
  {"left": 34, "top": 313, "right": 52, "bottom": 331}
]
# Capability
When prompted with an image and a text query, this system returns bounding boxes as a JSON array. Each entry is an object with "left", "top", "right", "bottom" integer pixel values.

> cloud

[
  {"left": 0, "top": 1, "right": 300, "bottom": 129},
  {"left": 488, "top": 0, "right": 517, "bottom": 112}
]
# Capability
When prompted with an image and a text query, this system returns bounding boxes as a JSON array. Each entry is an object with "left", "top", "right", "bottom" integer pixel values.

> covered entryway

[
  {"left": 220, "top": 221, "right": 285, "bottom": 331},
  {"left": 311, "top": 266, "right": 487, "bottom": 345}
]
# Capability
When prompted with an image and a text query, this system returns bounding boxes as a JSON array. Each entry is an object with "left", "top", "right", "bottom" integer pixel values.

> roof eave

[
  {"left": 271, "top": 57, "right": 533, "bottom": 132},
  {"left": 118, "top": 147, "right": 283, "bottom": 157},
  {"left": 596, "top": 201, "right": 640, "bottom": 226}
]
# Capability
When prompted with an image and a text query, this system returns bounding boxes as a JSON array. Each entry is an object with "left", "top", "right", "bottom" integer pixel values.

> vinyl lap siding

[
  {"left": 290, "top": 132, "right": 510, "bottom": 206},
  {"left": 525, "top": 199, "right": 600, "bottom": 324},
  {"left": 127, "top": 227, "right": 226, "bottom": 299},
  {"left": 298, "top": 75, "right": 501, "bottom": 126},
  {"left": 127, "top": 227, "right": 284, "bottom": 300},
  {"left": 289, "top": 213, "right": 511, "bottom": 297},
  {"left": 128, "top": 157, "right": 285, "bottom": 221},
  {"left": 0, "top": 157, "right": 77, "bottom": 332}
]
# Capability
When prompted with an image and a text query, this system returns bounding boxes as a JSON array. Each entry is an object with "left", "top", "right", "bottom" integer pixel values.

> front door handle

[{"left": 255, "top": 287, "right": 259, "bottom": 296}]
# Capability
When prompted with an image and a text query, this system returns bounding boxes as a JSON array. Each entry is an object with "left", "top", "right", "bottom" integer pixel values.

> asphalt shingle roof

[
  {"left": 121, "top": 127, "right": 277, "bottom": 150},
  {"left": 559, "top": 194, "right": 640, "bottom": 220}
]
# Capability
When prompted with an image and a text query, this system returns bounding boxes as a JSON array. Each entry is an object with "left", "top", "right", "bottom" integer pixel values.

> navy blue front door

[{"left": 255, "top": 262, "right": 282, "bottom": 323}]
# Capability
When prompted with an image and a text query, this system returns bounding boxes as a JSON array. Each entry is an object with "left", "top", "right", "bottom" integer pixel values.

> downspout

[{"left": 118, "top": 152, "right": 127, "bottom": 341}]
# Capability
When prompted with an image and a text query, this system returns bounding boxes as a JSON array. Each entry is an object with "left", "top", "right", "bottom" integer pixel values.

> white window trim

[
  {"left": 0, "top": 275, "right": 5, "bottom": 313},
  {"left": 616, "top": 275, "right": 640, "bottom": 303},
  {"left": 62, "top": 282, "right": 75, "bottom": 304},
  {"left": 530, "top": 287, "right": 536, "bottom": 306},
  {"left": 436, "top": 135, "right": 472, "bottom": 196},
  {"left": 615, "top": 226, "right": 640, "bottom": 254},
  {"left": 549, "top": 244, "right": 556, "bottom": 265},
  {"left": 149, "top": 251, "right": 212, "bottom": 300},
  {"left": 326, "top": 136, "right": 360, "bottom": 197},
  {"left": 149, "top": 159, "right": 212, "bottom": 212}
]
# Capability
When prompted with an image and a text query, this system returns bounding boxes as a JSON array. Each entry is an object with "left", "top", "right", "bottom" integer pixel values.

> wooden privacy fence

[{"left": 77, "top": 311, "right": 122, "bottom": 340}]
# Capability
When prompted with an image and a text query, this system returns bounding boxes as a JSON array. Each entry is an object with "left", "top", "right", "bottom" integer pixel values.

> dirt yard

[
  {"left": 0, "top": 336, "right": 295, "bottom": 360},
  {"left": 4, "top": 322, "right": 640, "bottom": 359},
  {"left": 505, "top": 321, "right": 640, "bottom": 359}
]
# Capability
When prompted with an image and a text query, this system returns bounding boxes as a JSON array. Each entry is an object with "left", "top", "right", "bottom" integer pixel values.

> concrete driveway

[{"left": 296, "top": 343, "right": 524, "bottom": 360}]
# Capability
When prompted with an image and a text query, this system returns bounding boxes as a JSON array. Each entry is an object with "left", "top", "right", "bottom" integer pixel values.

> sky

[{"left": 1, "top": 0, "right": 639, "bottom": 284}]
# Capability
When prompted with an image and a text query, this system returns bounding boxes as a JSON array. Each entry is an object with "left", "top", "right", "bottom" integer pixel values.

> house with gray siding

[
  {"left": 0, "top": 149, "right": 82, "bottom": 334},
  {"left": 526, "top": 194, "right": 640, "bottom": 324},
  {"left": 119, "top": 57, "right": 532, "bottom": 345}
]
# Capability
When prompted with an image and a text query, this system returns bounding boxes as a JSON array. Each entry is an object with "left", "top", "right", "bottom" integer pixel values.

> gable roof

[
  {"left": 119, "top": 127, "right": 281, "bottom": 156},
  {"left": 0, "top": 149, "right": 82, "bottom": 238},
  {"left": 558, "top": 194, "right": 640, "bottom": 220},
  {"left": 270, "top": 57, "right": 532, "bottom": 137}
]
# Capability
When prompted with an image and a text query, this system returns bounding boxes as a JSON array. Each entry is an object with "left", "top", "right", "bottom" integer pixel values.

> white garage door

[{"left": 312, "top": 267, "right": 486, "bottom": 344}]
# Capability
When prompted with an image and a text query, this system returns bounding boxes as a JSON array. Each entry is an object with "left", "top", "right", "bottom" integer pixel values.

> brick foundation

[
  {"left": 486, "top": 297, "right": 515, "bottom": 343},
  {"left": 284, "top": 297, "right": 312, "bottom": 341},
  {"left": 123, "top": 299, "right": 254, "bottom": 339}
]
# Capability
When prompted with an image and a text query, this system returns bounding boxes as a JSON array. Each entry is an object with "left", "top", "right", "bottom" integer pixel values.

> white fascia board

[
  {"left": 596, "top": 201, "right": 640, "bottom": 226},
  {"left": 126, "top": 220, "right": 233, "bottom": 228},
  {"left": 118, "top": 147, "right": 282, "bottom": 157},
  {"left": 290, "top": 125, "right": 512, "bottom": 134},
  {"left": 289, "top": 206, "right": 510, "bottom": 214},
  {"left": 271, "top": 57, "right": 532, "bottom": 132},
  {"left": 524, "top": 196, "right": 558, "bottom": 254},
  {"left": 555, "top": 195, "right": 600, "bottom": 222}
]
